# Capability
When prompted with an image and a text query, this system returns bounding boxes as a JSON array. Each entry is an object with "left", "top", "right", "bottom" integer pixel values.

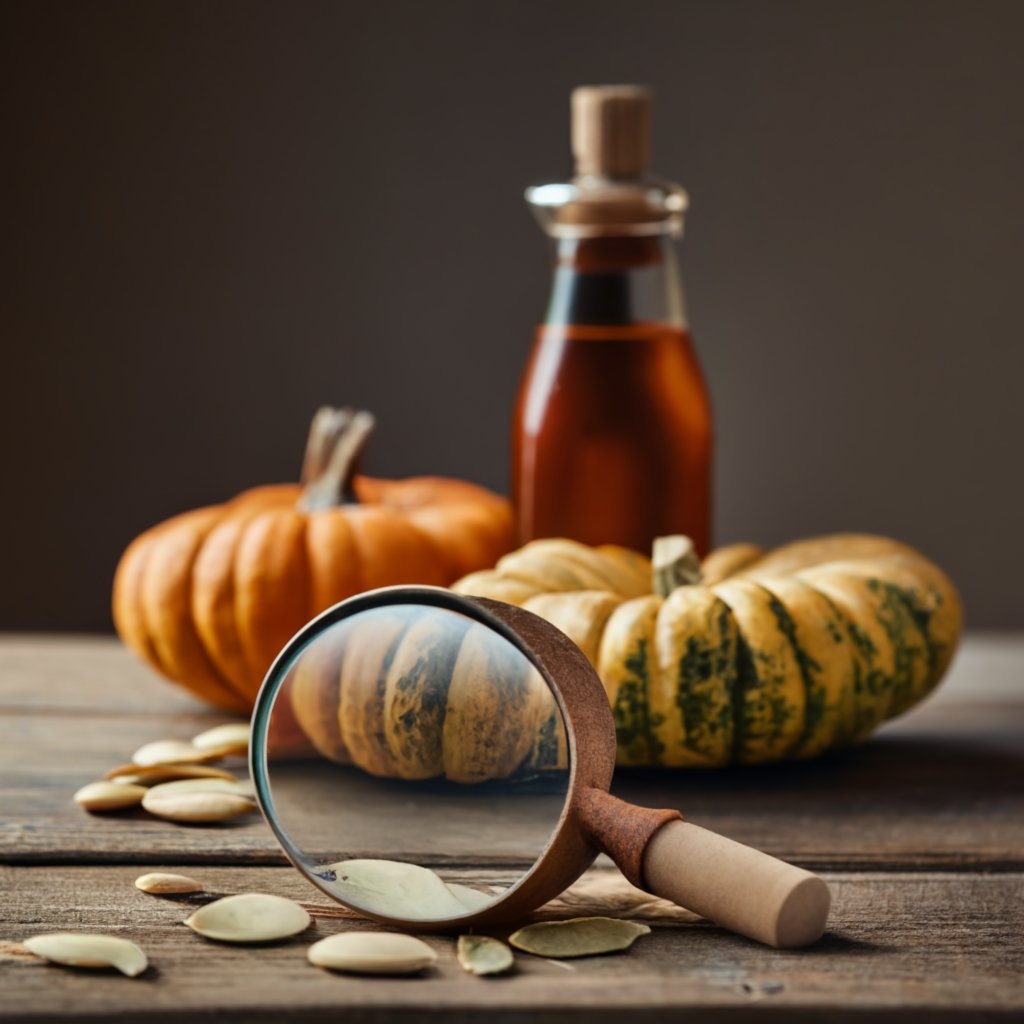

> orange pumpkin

[{"left": 113, "top": 409, "right": 515, "bottom": 712}]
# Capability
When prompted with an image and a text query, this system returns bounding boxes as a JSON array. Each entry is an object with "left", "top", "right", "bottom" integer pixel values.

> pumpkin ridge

[
  {"left": 795, "top": 572, "right": 891, "bottom": 740},
  {"left": 613, "top": 636, "right": 664, "bottom": 765},
  {"left": 142, "top": 508, "right": 249, "bottom": 712},
  {"left": 711, "top": 580, "right": 804, "bottom": 764},
  {"left": 112, "top": 527, "right": 172, "bottom": 680},
  {"left": 774, "top": 579, "right": 863, "bottom": 746},
  {"left": 337, "top": 607, "right": 417, "bottom": 777},
  {"left": 232, "top": 509, "right": 314, "bottom": 682},
  {"left": 729, "top": 632, "right": 756, "bottom": 764},
  {"left": 191, "top": 509, "right": 269, "bottom": 704},
  {"left": 673, "top": 607, "right": 736, "bottom": 764},
  {"left": 763, "top": 592, "right": 824, "bottom": 756},
  {"left": 383, "top": 612, "right": 472, "bottom": 778},
  {"left": 864, "top": 577, "right": 931, "bottom": 716}
]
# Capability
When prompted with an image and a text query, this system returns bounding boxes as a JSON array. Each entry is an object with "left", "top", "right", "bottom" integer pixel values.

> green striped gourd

[{"left": 452, "top": 534, "right": 961, "bottom": 767}]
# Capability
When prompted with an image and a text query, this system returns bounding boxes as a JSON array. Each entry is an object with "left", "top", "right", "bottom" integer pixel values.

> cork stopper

[{"left": 572, "top": 85, "right": 652, "bottom": 178}]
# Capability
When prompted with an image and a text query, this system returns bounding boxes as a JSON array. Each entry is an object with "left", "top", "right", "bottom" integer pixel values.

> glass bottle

[{"left": 512, "top": 86, "right": 712, "bottom": 555}]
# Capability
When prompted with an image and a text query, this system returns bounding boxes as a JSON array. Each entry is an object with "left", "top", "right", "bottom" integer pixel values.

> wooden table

[{"left": 2, "top": 634, "right": 1022, "bottom": 1022}]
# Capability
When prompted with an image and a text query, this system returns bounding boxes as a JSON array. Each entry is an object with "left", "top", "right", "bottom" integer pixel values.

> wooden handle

[{"left": 642, "top": 820, "right": 831, "bottom": 948}]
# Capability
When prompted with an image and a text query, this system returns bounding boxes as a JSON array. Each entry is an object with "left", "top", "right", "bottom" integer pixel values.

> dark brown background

[{"left": 3, "top": 0, "right": 1022, "bottom": 631}]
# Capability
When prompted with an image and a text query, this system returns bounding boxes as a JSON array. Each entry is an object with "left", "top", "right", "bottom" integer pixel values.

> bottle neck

[{"left": 542, "top": 234, "right": 687, "bottom": 329}]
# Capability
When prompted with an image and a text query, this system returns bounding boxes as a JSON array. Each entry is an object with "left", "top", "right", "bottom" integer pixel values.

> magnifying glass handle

[{"left": 643, "top": 819, "right": 831, "bottom": 948}]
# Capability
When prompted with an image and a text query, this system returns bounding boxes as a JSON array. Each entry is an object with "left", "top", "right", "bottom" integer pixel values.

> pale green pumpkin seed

[
  {"left": 509, "top": 917, "right": 651, "bottom": 958},
  {"left": 134, "top": 872, "right": 204, "bottom": 895},
  {"left": 73, "top": 782, "right": 146, "bottom": 812},
  {"left": 191, "top": 723, "right": 250, "bottom": 757},
  {"left": 142, "top": 778, "right": 254, "bottom": 797},
  {"left": 308, "top": 932, "right": 437, "bottom": 974},
  {"left": 457, "top": 934, "right": 514, "bottom": 975},
  {"left": 446, "top": 883, "right": 497, "bottom": 913},
  {"left": 23, "top": 933, "right": 148, "bottom": 977},
  {"left": 131, "top": 739, "right": 218, "bottom": 767},
  {"left": 142, "top": 781, "right": 255, "bottom": 823},
  {"left": 320, "top": 859, "right": 493, "bottom": 920},
  {"left": 106, "top": 763, "right": 237, "bottom": 786},
  {"left": 185, "top": 893, "right": 311, "bottom": 943}
]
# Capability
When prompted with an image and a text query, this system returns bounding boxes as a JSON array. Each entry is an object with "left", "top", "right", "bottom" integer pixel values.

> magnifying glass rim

[{"left": 250, "top": 584, "right": 603, "bottom": 930}]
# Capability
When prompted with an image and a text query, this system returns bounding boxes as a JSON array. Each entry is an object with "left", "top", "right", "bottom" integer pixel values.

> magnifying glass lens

[{"left": 255, "top": 602, "right": 570, "bottom": 922}]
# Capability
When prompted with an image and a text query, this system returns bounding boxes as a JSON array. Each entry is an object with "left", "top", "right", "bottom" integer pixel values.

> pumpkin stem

[
  {"left": 652, "top": 535, "right": 702, "bottom": 597},
  {"left": 298, "top": 407, "right": 376, "bottom": 511}
]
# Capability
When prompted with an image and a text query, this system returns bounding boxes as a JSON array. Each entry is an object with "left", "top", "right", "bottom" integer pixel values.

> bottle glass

[{"left": 512, "top": 178, "right": 712, "bottom": 555}]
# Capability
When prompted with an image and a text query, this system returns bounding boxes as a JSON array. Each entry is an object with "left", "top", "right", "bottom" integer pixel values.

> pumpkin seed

[
  {"left": 446, "top": 883, "right": 496, "bottom": 913},
  {"left": 184, "top": 893, "right": 311, "bottom": 944},
  {"left": 106, "top": 763, "right": 237, "bottom": 786},
  {"left": 457, "top": 934, "right": 514, "bottom": 976},
  {"left": 134, "top": 872, "right": 205, "bottom": 895},
  {"left": 307, "top": 932, "right": 437, "bottom": 974},
  {"left": 142, "top": 780, "right": 255, "bottom": 823},
  {"left": 320, "top": 859, "right": 488, "bottom": 920},
  {"left": 23, "top": 933, "right": 148, "bottom": 977},
  {"left": 131, "top": 739, "right": 218, "bottom": 767},
  {"left": 143, "top": 777, "right": 254, "bottom": 797},
  {"left": 191, "top": 723, "right": 250, "bottom": 757},
  {"left": 509, "top": 917, "right": 651, "bottom": 958},
  {"left": 73, "top": 782, "right": 146, "bottom": 812}
]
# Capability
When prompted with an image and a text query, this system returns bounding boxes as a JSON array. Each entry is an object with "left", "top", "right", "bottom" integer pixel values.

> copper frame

[{"left": 250, "top": 585, "right": 678, "bottom": 932}]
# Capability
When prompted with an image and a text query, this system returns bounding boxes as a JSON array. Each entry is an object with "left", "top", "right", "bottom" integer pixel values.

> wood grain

[
  {"left": 1, "top": 636, "right": 1022, "bottom": 870},
  {"left": 0, "top": 865, "right": 1021, "bottom": 1023},
  {"left": 1, "top": 634, "right": 1022, "bottom": 1020}
]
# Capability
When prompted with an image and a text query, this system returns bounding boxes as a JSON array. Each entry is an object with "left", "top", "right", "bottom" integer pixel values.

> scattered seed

[
  {"left": 131, "top": 740, "right": 218, "bottom": 767},
  {"left": 142, "top": 787, "right": 255, "bottom": 823},
  {"left": 134, "top": 872, "right": 205, "bottom": 895},
  {"left": 509, "top": 917, "right": 651, "bottom": 959},
  {"left": 191, "top": 723, "right": 249, "bottom": 757},
  {"left": 184, "top": 893, "right": 311, "bottom": 944},
  {"left": 142, "top": 778, "right": 254, "bottom": 798},
  {"left": 73, "top": 782, "right": 146, "bottom": 812},
  {"left": 320, "top": 859, "right": 489, "bottom": 920},
  {"left": 308, "top": 932, "right": 437, "bottom": 974},
  {"left": 23, "top": 933, "right": 148, "bottom": 977},
  {"left": 105, "top": 763, "right": 237, "bottom": 786},
  {"left": 457, "top": 935, "right": 514, "bottom": 976}
]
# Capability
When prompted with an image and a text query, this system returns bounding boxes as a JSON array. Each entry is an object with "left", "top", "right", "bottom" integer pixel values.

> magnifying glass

[{"left": 251, "top": 587, "right": 830, "bottom": 948}]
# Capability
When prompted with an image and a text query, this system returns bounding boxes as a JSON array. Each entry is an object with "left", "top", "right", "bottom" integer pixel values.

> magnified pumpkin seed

[
  {"left": 106, "top": 763, "right": 237, "bottom": 786},
  {"left": 142, "top": 781, "right": 255, "bottom": 823},
  {"left": 191, "top": 723, "right": 249, "bottom": 757},
  {"left": 184, "top": 893, "right": 311, "bottom": 943},
  {"left": 457, "top": 935, "right": 514, "bottom": 976},
  {"left": 23, "top": 933, "right": 148, "bottom": 977},
  {"left": 73, "top": 782, "right": 146, "bottom": 812},
  {"left": 308, "top": 932, "right": 437, "bottom": 974},
  {"left": 134, "top": 872, "right": 205, "bottom": 895},
  {"left": 319, "top": 859, "right": 491, "bottom": 920},
  {"left": 131, "top": 740, "right": 218, "bottom": 767},
  {"left": 509, "top": 917, "right": 651, "bottom": 958},
  {"left": 446, "top": 883, "right": 496, "bottom": 913}
]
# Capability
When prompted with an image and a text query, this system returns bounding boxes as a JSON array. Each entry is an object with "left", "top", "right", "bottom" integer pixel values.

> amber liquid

[{"left": 512, "top": 237, "right": 711, "bottom": 555}]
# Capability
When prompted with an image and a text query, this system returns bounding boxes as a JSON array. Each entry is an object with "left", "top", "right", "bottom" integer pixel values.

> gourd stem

[
  {"left": 299, "top": 407, "right": 376, "bottom": 512},
  {"left": 652, "top": 535, "right": 702, "bottom": 597}
]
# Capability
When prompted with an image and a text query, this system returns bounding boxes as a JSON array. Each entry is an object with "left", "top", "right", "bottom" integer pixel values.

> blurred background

[{"left": 3, "top": 0, "right": 1022, "bottom": 631}]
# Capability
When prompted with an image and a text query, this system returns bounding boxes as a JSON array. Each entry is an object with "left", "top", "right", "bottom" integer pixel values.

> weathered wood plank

[
  {"left": 0, "top": 635, "right": 208, "bottom": 717},
  {"left": 1, "top": 636, "right": 1022, "bottom": 870},
  {"left": 0, "top": 865, "right": 1021, "bottom": 1023},
  {"left": 3, "top": 631, "right": 1020, "bottom": 714}
]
